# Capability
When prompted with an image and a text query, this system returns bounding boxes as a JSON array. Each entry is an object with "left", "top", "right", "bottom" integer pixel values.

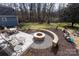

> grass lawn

[
  {"left": 20, "top": 22, "right": 79, "bottom": 31},
  {"left": 21, "top": 23, "right": 65, "bottom": 29}
]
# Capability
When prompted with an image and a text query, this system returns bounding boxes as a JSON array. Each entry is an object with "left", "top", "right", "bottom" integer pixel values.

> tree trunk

[
  {"left": 71, "top": 22, "right": 74, "bottom": 27},
  {"left": 47, "top": 19, "right": 50, "bottom": 24}
]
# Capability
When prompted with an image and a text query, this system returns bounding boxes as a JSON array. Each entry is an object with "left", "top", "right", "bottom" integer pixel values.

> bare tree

[{"left": 46, "top": 3, "right": 55, "bottom": 24}]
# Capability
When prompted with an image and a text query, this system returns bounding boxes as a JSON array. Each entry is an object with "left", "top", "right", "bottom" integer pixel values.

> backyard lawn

[
  {"left": 21, "top": 23, "right": 66, "bottom": 30},
  {"left": 20, "top": 22, "right": 79, "bottom": 31}
]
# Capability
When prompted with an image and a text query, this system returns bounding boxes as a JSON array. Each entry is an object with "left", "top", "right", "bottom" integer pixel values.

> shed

[{"left": 0, "top": 5, "right": 18, "bottom": 27}]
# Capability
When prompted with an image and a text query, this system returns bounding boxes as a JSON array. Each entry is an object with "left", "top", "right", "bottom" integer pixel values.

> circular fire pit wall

[{"left": 33, "top": 32, "right": 45, "bottom": 41}]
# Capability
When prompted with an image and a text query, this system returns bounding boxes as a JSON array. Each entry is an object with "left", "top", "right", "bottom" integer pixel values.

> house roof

[{"left": 0, "top": 5, "right": 16, "bottom": 15}]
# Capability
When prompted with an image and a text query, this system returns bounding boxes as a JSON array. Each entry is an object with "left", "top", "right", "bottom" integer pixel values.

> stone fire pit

[{"left": 33, "top": 32, "right": 45, "bottom": 41}]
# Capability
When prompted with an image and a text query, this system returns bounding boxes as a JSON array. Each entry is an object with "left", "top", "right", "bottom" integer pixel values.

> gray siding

[{"left": 0, "top": 16, "right": 18, "bottom": 27}]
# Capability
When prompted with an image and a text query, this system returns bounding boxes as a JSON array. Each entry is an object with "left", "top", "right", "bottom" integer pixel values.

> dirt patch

[{"left": 24, "top": 29, "right": 79, "bottom": 56}]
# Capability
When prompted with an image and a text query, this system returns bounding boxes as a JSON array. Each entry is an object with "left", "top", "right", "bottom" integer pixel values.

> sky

[
  {"left": 0, "top": 3, "right": 68, "bottom": 11},
  {"left": 54, "top": 3, "right": 68, "bottom": 11}
]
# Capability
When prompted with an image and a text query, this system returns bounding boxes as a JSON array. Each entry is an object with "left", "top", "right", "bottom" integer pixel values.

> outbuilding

[{"left": 0, "top": 5, "right": 18, "bottom": 28}]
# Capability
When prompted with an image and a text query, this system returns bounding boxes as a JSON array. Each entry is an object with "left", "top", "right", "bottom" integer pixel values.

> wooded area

[
  {"left": 0, "top": 3, "right": 79, "bottom": 27},
  {"left": 0, "top": 3, "right": 65, "bottom": 23}
]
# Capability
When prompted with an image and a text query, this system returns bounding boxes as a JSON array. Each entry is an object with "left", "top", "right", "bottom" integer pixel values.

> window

[{"left": 2, "top": 17, "right": 7, "bottom": 22}]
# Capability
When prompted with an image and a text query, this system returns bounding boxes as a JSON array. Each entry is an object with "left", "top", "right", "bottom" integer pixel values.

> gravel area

[
  {"left": 31, "top": 33, "right": 53, "bottom": 49},
  {"left": 23, "top": 29, "right": 79, "bottom": 56}
]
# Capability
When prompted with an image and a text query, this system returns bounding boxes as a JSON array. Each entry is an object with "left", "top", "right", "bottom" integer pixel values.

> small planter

[{"left": 69, "top": 37, "right": 74, "bottom": 43}]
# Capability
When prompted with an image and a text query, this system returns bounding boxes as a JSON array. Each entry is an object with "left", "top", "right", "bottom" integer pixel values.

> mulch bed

[{"left": 23, "top": 29, "right": 79, "bottom": 56}]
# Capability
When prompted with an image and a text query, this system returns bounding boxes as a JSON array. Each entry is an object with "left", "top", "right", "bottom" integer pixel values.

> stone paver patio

[
  {"left": 31, "top": 33, "right": 53, "bottom": 49},
  {"left": 23, "top": 29, "right": 79, "bottom": 56}
]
